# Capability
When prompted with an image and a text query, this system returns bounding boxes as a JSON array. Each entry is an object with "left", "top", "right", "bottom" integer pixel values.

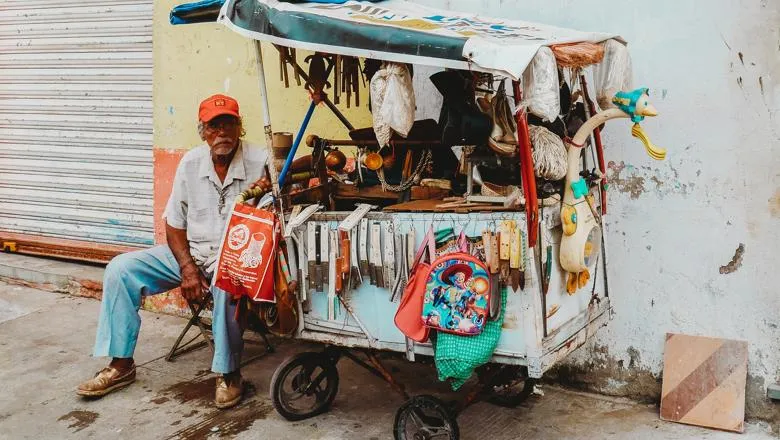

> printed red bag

[{"left": 214, "top": 202, "right": 278, "bottom": 302}]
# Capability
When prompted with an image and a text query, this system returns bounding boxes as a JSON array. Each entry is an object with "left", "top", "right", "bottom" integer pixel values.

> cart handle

[{"left": 236, "top": 187, "right": 270, "bottom": 204}]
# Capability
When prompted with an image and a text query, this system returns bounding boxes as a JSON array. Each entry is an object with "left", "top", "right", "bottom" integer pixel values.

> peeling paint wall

[
  {"left": 415, "top": 0, "right": 780, "bottom": 421},
  {"left": 151, "top": 0, "right": 780, "bottom": 418}
]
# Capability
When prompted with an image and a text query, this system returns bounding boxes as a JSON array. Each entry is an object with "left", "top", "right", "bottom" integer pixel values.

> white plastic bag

[
  {"left": 592, "top": 39, "right": 633, "bottom": 110},
  {"left": 370, "top": 62, "right": 415, "bottom": 147},
  {"left": 520, "top": 47, "right": 559, "bottom": 122}
]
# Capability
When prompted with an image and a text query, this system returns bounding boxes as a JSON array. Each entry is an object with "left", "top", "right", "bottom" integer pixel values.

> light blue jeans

[{"left": 92, "top": 245, "right": 242, "bottom": 374}]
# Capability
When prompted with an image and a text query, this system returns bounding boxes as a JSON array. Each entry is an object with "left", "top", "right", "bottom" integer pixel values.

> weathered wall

[
  {"left": 415, "top": 0, "right": 780, "bottom": 421},
  {"left": 151, "top": 0, "right": 780, "bottom": 419}
]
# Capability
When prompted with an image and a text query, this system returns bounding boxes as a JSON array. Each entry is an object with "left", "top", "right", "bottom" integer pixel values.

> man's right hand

[{"left": 180, "top": 263, "right": 209, "bottom": 301}]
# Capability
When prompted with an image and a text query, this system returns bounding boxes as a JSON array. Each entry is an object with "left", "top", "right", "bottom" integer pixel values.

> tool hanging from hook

[
  {"left": 277, "top": 46, "right": 300, "bottom": 88},
  {"left": 338, "top": 56, "right": 362, "bottom": 108}
]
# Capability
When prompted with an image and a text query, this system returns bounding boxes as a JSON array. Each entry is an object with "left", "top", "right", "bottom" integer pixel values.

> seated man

[{"left": 77, "top": 94, "right": 272, "bottom": 409}]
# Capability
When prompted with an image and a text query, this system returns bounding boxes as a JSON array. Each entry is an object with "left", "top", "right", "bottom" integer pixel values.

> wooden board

[
  {"left": 660, "top": 333, "right": 748, "bottom": 433},
  {"left": 410, "top": 186, "right": 450, "bottom": 200},
  {"left": 334, "top": 183, "right": 400, "bottom": 200}
]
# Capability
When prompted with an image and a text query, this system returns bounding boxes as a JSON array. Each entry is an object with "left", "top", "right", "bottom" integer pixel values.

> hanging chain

[{"left": 377, "top": 149, "right": 433, "bottom": 192}]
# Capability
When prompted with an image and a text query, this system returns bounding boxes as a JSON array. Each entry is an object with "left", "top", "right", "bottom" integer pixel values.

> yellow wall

[
  {"left": 149, "top": 1, "right": 372, "bottom": 315},
  {"left": 153, "top": 0, "right": 372, "bottom": 151}
]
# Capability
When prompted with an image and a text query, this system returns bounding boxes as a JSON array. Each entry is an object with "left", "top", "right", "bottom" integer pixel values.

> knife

[
  {"left": 383, "top": 222, "right": 395, "bottom": 290},
  {"left": 499, "top": 220, "right": 512, "bottom": 286},
  {"left": 406, "top": 227, "right": 416, "bottom": 269},
  {"left": 319, "top": 223, "right": 329, "bottom": 292},
  {"left": 519, "top": 228, "right": 527, "bottom": 291},
  {"left": 339, "top": 230, "right": 351, "bottom": 288},
  {"left": 359, "top": 218, "right": 371, "bottom": 284},
  {"left": 349, "top": 228, "right": 361, "bottom": 285},
  {"left": 370, "top": 222, "right": 383, "bottom": 288},
  {"left": 308, "top": 222, "right": 320, "bottom": 292},
  {"left": 327, "top": 229, "right": 338, "bottom": 320},
  {"left": 510, "top": 222, "right": 521, "bottom": 291}
]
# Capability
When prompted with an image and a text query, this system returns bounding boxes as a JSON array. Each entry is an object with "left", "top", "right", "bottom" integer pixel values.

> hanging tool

[
  {"left": 498, "top": 220, "right": 512, "bottom": 286},
  {"left": 383, "top": 222, "right": 396, "bottom": 289},
  {"left": 319, "top": 223, "right": 329, "bottom": 292},
  {"left": 359, "top": 218, "right": 370, "bottom": 283},
  {"left": 339, "top": 230, "right": 351, "bottom": 289},
  {"left": 333, "top": 54, "right": 341, "bottom": 105},
  {"left": 338, "top": 204, "right": 375, "bottom": 231},
  {"left": 509, "top": 222, "right": 521, "bottom": 291},
  {"left": 339, "top": 56, "right": 361, "bottom": 108},
  {"left": 406, "top": 227, "right": 416, "bottom": 269},
  {"left": 309, "top": 222, "right": 322, "bottom": 291},
  {"left": 278, "top": 46, "right": 290, "bottom": 88},
  {"left": 291, "top": 231, "right": 308, "bottom": 304},
  {"left": 370, "top": 222, "right": 383, "bottom": 288},
  {"left": 286, "top": 204, "right": 323, "bottom": 236},
  {"left": 350, "top": 227, "right": 361, "bottom": 285},
  {"left": 328, "top": 229, "right": 338, "bottom": 320},
  {"left": 390, "top": 232, "right": 407, "bottom": 302},
  {"left": 519, "top": 227, "right": 527, "bottom": 290}
]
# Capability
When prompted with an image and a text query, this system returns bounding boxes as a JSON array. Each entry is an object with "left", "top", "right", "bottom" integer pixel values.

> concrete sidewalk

[{"left": 0, "top": 281, "right": 775, "bottom": 439}]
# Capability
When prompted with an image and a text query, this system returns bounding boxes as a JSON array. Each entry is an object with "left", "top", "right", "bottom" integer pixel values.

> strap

[
  {"left": 457, "top": 229, "right": 469, "bottom": 252},
  {"left": 412, "top": 226, "right": 435, "bottom": 269}
]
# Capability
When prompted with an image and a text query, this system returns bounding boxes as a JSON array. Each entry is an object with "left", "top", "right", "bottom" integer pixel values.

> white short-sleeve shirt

[{"left": 162, "top": 141, "right": 268, "bottom": 273}]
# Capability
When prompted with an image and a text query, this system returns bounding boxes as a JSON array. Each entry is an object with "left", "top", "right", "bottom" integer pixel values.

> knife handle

[{"left": 499, "top": 221, "right": 512, "bottom": 260}]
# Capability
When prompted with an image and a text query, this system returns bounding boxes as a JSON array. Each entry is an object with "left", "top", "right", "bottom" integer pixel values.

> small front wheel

[
  {"left": 270, "top": 351, "right": 339, "bottom": 421},
  {"left": 393, "top": 395, "right": 459, "bottom": 440},
  {"left": 486, "top": 377, "right": 537, "bottom": 408}
]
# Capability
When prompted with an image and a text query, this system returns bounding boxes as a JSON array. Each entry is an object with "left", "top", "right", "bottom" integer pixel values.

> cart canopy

[{"left": 171, "top": 0, "right": 619, "bottom": 80}]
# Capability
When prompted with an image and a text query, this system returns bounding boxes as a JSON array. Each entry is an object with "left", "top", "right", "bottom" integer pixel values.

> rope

[{"left": 529, "top": 125, "right": 567, "bottom": 181}]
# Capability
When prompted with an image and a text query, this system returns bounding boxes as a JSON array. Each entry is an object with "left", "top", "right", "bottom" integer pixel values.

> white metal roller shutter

[{"left": 0, "top": 0, "right": 154, "bottom": 248}]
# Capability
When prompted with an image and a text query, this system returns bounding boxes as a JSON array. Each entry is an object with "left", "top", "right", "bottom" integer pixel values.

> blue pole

[{"left": 278, "top": 100, "right": 316, "bottom": 188}]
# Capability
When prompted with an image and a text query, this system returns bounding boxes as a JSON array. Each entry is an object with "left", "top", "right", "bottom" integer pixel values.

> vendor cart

[{"left": 172, "top": 1, "right": 664, "bottom": 438}]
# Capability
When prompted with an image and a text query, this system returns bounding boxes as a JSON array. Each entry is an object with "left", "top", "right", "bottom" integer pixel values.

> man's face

[{"left": 203, "top": 114, "right": 241, "bottom": 156}]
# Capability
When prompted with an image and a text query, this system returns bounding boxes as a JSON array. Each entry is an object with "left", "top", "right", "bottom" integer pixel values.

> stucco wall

[
  {"left": 414, "top": 0, "right": 780, "bottom": 420},
  {"left": 151, "top": 0, "right": 780, "bottom": 418}
]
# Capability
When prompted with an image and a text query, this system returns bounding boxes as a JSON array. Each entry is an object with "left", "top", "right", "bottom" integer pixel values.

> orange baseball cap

[{"left": 198, "top": 94, "right": 240, "bottom": 122}]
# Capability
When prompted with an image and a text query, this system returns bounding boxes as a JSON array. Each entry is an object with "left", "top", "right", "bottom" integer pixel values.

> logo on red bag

[
  {"left": 239, "top": 232, "right": 266, "bottom": 269},
  {"left": 227, "top": 224, "right": 250, "bottom": 250}
]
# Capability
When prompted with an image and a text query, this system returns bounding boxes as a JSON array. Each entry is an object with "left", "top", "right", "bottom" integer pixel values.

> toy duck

[{"left": 560, "top": 88, "right": 665, "bottom": 294}]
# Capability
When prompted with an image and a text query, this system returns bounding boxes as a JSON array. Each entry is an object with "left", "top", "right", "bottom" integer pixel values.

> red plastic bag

[{"left": 214, "top": 203, "right": 278, "bottom": 302}]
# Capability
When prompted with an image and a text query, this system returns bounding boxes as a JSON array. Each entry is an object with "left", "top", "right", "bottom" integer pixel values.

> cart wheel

[
  {"left": 393, "top": 395, "right": 459, "bottom": 440},
  {"left": 486, "top": 377, "right": 537, "bottom": 408},
  {"left": 270, "top": 352, "right": 339, "bottom": 421}
]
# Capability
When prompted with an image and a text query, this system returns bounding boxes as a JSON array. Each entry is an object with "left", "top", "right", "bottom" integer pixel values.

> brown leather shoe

[
  {"left": 77, "top": 364, "right": 136, "bottom": 397},
  {"left": 214, "top": 375, "right": 243, "bottom": 409}
]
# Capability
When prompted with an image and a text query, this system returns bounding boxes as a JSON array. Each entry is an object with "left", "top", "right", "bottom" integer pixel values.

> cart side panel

[{"left": 299, "top": 212, "right": 529, "bottom": 359}]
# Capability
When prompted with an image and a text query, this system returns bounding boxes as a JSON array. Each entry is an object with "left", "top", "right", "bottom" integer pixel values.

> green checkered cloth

[{"left": 433, "top": 287, "right": 507, "bottom": 390}]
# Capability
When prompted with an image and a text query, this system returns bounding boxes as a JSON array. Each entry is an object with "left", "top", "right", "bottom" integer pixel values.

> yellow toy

[{"left": 559, "top": 88, "right": 664, "bottom": 290}]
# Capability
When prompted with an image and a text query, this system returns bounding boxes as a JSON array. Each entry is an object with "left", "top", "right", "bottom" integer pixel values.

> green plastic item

[{"left": 433, "top": 287, "right": 507, "bottom": 390}]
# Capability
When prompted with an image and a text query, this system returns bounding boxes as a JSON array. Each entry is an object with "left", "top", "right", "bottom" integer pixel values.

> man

[{"left": 77, "top": 94, "right": 272, "bottom": 409}]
